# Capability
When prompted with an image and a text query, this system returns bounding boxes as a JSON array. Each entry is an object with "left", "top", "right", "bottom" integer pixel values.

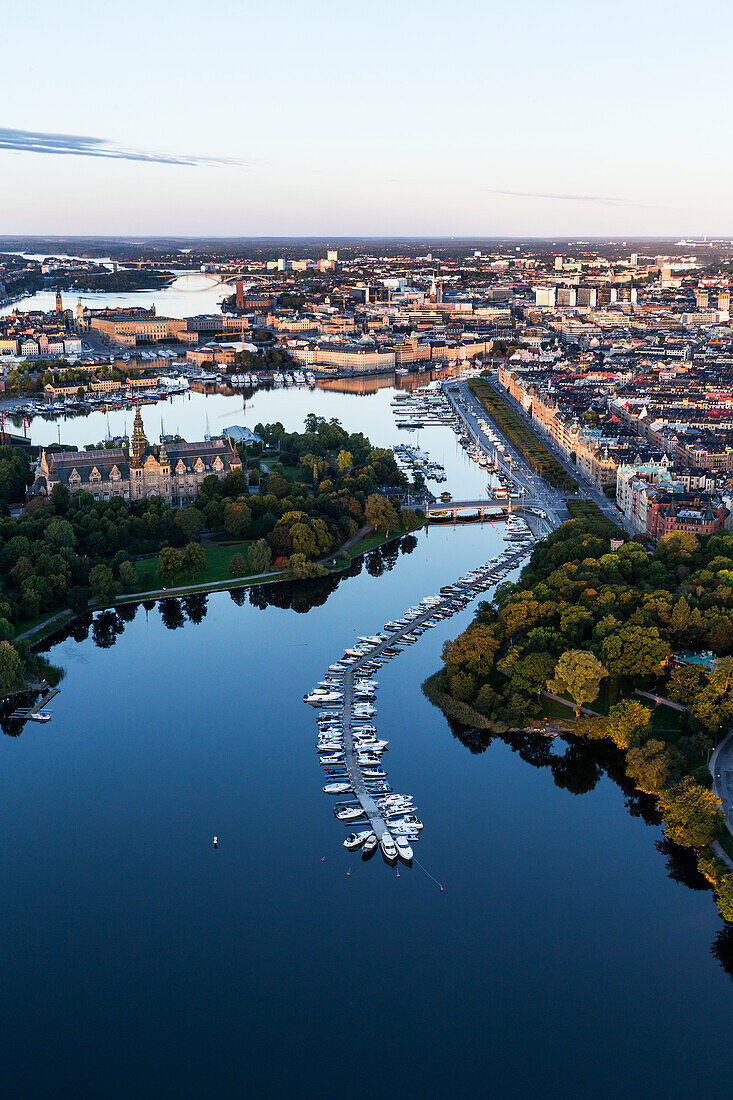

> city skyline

[{"left": 5, "top": 0, "right": 733, "bottom": 237}]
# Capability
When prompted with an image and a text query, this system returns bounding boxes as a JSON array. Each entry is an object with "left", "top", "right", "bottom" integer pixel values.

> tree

[
  {"left": 229, "top": 552, "right": 246, "bottom": 577},
  {"left": 247, "top": 539, "right": 272, "bottom": 574},
  {"left": 669, "top": 596, "right": 691, "bottom": 640},
  {"left": 157, "top": 547, "right": 184, "bottom": 586},
  {"left": 365, "top": 493, "right": 399, "bottom": 535},
  {"left": 657, "top": 777, "right": 724, "bottom": 848},
  {"left": 511, "top": 652, "right": 557, "bottom": 696},
  {"left": 50, "top": 483, "right": 70, "bottom": 514},
  {"left": 89, "top": 564, "right": 117, "bottom": 605},
  {"left": 181, "top": 542, "right": 206, "bottom": 579},
  {"left": 44, "top": 518, "right": 76, "bottom": 550},
  {"left": 223, "top": 500, "right": 251, "bottom": 538},
  {"left": 667, "top": 663, "right": 706, "bottom": 706},
  {"left": 290, "top": 522, "right": 317, "bottom": 558},
  {"left": 607, "top": 699, "right": 652, "bottom": 750},
  {"left": 0, "top": 641, "right": 25, "bottom": 695},
  {"left": 689, "top": 655, "right": 733, "bottom": 733},
  {"left": 715, "top": 876, "right": 733, "bottom": 922},
  {"left": 547, "top": 649, "right": 608, "bottom": 716},
  {"left": 288, "top": 552, "right": 327, "bottom": 579},
  {"left": 444, "top": 623, "right": 500, "bottom": 676},
  {"left": 175, "top": 506, "right": 204, "bottom": 542},
  {"left": 68, "top": 586, "right": 90, "bottom": 614},
  {"left": 118, "top": 560, "right": 138, "bottom": 591},
  {"left": 626, "top": 738, "right": 671, "bottom": 793},
  {"left": 600, "top": 624, "right": 670, "bottom": 680},
  {"left": 336, "top": 449, "right": 353, "bottom": 475},
  {"left": 299, "top": 453, "right": 324, "bottom": 486},
  {"left": 449, "top": 670, "right": 476, "bottom": 702}
]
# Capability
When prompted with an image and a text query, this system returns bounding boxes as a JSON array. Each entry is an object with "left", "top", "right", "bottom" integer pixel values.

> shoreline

[{"left": 19, "top": 523, "right": 424, "bottom": 648}]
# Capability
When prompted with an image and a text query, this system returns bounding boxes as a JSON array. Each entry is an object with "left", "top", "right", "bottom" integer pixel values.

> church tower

[
  {"left": 130, "top": 405, "right": 147, "bottom": 463},
  {"left": 55, "top": 287, "right": 63, "bottom": 313}
]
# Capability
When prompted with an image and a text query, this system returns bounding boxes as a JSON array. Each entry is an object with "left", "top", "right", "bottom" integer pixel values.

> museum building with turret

[{"left": 36, "top": 407, "right": 242, "bottom": 505}]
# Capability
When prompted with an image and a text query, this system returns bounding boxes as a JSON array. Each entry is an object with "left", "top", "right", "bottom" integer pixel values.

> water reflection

[{"left": 449, "top": 718, "right": 732, "bottom": 974}]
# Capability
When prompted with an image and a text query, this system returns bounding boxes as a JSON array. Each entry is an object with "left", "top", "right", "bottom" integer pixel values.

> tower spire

[{"left": 131, "top": 404, "right": 147, "bottom": 462}]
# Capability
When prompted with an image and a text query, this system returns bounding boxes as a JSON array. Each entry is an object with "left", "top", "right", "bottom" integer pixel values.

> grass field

[{"left": 133, "top": 539, "right": 258, "bottom": 590}]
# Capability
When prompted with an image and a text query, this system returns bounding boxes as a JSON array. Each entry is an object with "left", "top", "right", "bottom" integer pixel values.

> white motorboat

[
  {"left": 304, "top": 690, "right": 342, "bottom": 706},
  {"left": 30, "top": 711, "right": 52, "bottom": 723},
  {"left": 394, "top": 836, "right": 414, "bottom": 862},
  {"left": 323, "top": 782, "right": 352, "bottom": 795},
  {"left": 336, "top": 805, "right": 365, "bottom": 821},
  {"left": 354, "top": 738, "right": 388, "bottom": 752},
  {"left": 344, "top": 830, "right": 371, "bottom": 851},
  {"left": 380, "top": 832, "right": 398, "bottom": 860},
  {"left": 362, "top": 833, "right": 378, "bottom": 855},
  {"left": 362, "top": 767, "right": 387, "bottom": 778},
  {"left": 385, "top": 814, "right": 423, "bottom": 830}
]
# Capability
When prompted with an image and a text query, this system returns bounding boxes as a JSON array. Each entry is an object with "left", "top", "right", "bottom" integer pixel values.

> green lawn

[
  {"left": 133, "top": 538, "right": 260, "bottom": 589},
  {"left": 345, "top": 521, "right": 423, "bottom": 561}
]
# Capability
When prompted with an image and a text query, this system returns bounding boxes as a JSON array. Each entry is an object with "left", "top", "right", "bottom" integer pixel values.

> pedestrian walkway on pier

[{"left": 335, "top": 538, "right": 539, "bottom": 846}]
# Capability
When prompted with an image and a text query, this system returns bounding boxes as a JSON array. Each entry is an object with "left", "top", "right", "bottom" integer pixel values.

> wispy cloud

[
  {"left": 0, "top": 127, "right": 241, "bottom": 167},
  {"left": 485, "top": 188, "right": 658, "bottom": 210}
]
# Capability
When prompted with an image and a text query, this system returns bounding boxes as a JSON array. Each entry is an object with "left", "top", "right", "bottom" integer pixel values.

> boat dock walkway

[
  {"left": 340, "top": 602, "right": 446, "bottom": 840},
  {"left": 338, "top": 540, "right": 539, "bottom": 840},
  {"left": 9, "top": 685, "right": 60, "bottom": 722}
]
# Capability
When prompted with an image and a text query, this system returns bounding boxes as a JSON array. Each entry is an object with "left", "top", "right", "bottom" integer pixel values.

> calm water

[
  {"left": 1, "top": 385, "right": 731, "bottom": 1097},
  {"left": 23, "top": 383, "right": 493, "bottom": 501},
  {"left": 0, "top": 271, "right": 235, "bottom": 320}
]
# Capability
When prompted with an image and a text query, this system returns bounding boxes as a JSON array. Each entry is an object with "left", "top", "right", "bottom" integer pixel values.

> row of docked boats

[
  {"left": 305, "top": 529, "right": 539, "bottom": 867},
  {"left": 228, "top": 370, "right": 316, "bottom": 388},
  {"left": 391, "top": 384, "right": 455, "bottom": 430},
  {"left": 393, "top": 443, "right": 447, "bottom": 483}
]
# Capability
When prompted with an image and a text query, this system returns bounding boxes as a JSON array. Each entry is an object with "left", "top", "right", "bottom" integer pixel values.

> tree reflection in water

[
  {"left": 182, "top": 593, "right": 208, "bottom": 624},
  {"left": 449, "top": 718, "right": 731, "bottom": 974},
  {"left": 160, "top": 598, "right": 185, "bottom": 630},
  {"left": 92, "top": 610, "right": 124, "bottom": 648},
  {"left": 711, "top": 924, "right": 733, "bottom": 978}
]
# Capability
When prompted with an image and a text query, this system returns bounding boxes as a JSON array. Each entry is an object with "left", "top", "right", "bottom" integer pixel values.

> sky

[{"left": 2, "top": 0, "right": 732, "bottom": 238}]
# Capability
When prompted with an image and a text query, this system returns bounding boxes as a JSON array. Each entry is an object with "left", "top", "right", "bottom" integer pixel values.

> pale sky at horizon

[{"left": 3, "top": 0, "right": 732, "bottom": 237}]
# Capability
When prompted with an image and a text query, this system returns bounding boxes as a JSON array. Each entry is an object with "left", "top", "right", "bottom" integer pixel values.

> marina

[{"left": 306, "top": 521, "right": 539, "bottom": 865}]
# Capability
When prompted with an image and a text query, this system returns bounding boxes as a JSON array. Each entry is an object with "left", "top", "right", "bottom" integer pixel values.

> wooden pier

[{"left": 9, "top": 686, "right": 60, "bottom": 723}]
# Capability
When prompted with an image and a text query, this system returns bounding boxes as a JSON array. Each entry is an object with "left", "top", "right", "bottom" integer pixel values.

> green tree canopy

[
  {"left": 547, "top": 649, "right": 607, "bottom": 716},
  {"left": 657, "top": 777, "right": 724, "bottom": 848}
]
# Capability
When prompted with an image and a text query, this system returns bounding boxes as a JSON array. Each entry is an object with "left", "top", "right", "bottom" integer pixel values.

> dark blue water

[{"left": 1, "top": 520, "right": 731, "bottom": 1098}]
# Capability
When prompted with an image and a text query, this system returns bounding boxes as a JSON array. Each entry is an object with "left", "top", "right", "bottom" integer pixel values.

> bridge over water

[{"left": 425, "top": 497, "right": 543, "bottom": 519}]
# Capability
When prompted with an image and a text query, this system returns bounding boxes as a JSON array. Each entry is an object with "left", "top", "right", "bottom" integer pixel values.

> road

[
  {"left": 445, "top": 380, "right": 566, "bottom": 529},
  {"left": 479, "top": 372, "right": 636, "bottom": 534},
  {"left": 712, "top": 731, "right": 733, "bottom": 836}
]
